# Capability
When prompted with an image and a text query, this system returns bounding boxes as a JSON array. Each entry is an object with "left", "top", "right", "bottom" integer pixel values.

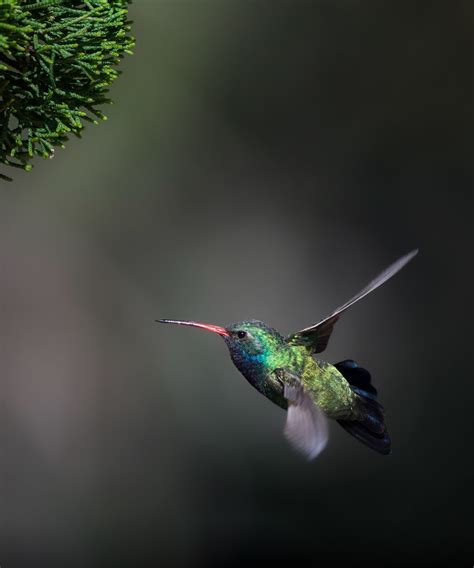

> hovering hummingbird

[{"left": 158, "top": 249, "right": 417, "bottom": 459}]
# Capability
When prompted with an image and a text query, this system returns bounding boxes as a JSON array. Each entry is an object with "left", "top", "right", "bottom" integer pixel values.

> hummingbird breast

[
  {"left": 231, "top": 348, "right": 302, "bottom": 410},
  {"left": 229, "top": 348, "right": 288, "bottom": 409},
  {"left": 234, "top": 345, "right": 358, "bottom": 419}
]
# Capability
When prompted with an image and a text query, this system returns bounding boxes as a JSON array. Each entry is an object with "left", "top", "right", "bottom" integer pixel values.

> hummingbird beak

[{"left": 156, "top": 319, "right": 230, "bottom": 337}]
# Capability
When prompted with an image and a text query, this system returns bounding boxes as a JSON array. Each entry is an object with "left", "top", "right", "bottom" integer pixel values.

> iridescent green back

[{"left": 223, "top": 320, "right": 359, "bottom": 418}]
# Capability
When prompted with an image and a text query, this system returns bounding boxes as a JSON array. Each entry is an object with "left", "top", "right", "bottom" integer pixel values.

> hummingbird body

[
  {"left": 158, "top": 249, "right": 418, "bottom": 459},
  {"left": 224, "top": 320, "right": 358, "bottom": 420}
]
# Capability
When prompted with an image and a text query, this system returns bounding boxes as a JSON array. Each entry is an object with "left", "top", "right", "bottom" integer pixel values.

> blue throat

[
  {"left": 223, "top": 335, "right": 288, "bottom": 410},
  {"left": 244, "top": 352, "right": 267, "bottom": 364},
  {"left": 229, "top": 348, "right": 268, "bottom": 387}
]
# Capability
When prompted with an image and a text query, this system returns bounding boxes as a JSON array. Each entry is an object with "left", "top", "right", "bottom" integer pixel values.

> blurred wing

[
  {"left": 286, "top": 249, "right": 418, "bottom": 354},
  {"left": 283, "top": 379, "right": 329, "bottom": 460}
]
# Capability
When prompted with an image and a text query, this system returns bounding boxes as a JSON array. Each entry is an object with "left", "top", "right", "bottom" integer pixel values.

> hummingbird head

[
  {"left": 223, "top": 320, "right": 285, "bottom": 373},
  {"left": 157, "top": 318, "right": 285, "bottom": 380}
]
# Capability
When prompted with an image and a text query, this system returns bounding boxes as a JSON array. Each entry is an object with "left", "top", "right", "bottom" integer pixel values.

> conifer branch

[{"left": 0, "top": 0, "right": 134, "bottom": 180}]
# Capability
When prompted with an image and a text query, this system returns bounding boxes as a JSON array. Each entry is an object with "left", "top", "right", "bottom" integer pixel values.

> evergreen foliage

[{"left": 0, "top": 0, "right": 133, "bottom": 180}]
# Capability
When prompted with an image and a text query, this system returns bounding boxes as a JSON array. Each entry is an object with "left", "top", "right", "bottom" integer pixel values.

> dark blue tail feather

[
  {"left": 335, "top": 359, "right": 377, "bottom": 398},
  {"left": 335, "top": 360, "right": 391, "bottom": 455}
]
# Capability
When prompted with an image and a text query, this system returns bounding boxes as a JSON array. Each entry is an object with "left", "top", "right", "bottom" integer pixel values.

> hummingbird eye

[{"left": 237, "top": 331, "right": 247, "bottom": 339}]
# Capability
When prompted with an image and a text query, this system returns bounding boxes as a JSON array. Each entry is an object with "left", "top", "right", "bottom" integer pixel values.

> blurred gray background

[{"left": 1, "top": 1, "right": 472, "bottom": 567}]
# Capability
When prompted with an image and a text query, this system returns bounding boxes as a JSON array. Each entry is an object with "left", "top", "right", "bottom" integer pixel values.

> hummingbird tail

[{"left": 334, "top": 360, "right": 391, "bottom": 455}]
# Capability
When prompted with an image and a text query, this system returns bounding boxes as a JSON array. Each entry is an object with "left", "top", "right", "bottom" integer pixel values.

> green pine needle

[{"left": 0, "top": 0, "right": 134, "bottom": 180}]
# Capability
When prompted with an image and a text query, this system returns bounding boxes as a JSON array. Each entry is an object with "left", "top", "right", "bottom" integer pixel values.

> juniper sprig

[{"left": 0, "top": 0, "right": 134, "bottom": 181}]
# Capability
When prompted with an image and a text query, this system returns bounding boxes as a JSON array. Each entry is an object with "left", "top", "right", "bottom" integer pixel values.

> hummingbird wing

[
  {"left": 283, "top": 377, "right": 329, "bottom": 460},
  {"left": 286, "top": 249, "right": 418, "bottom": 354}
]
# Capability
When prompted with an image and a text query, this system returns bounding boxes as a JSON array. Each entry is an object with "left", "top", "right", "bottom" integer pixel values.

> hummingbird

[{"left": 158, "top": 249, "right": 418, "bottom": 459}]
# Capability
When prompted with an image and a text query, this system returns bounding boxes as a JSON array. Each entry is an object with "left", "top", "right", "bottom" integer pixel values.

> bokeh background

[{"left": 1, "top": 2, "right": 472, "bottom": 566}]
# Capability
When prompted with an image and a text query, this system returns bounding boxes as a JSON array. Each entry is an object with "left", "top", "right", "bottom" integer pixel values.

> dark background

[{"left": 1, "top": 2, "right": 472, "bottom": 567}]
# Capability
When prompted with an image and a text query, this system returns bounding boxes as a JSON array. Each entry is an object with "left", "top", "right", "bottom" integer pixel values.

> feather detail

[
  {"left": 286, "top": 249, "right": 418, "bottom": 353},
  {"left": 283, "top": 382, "right": 329, "bottom": 460}
]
